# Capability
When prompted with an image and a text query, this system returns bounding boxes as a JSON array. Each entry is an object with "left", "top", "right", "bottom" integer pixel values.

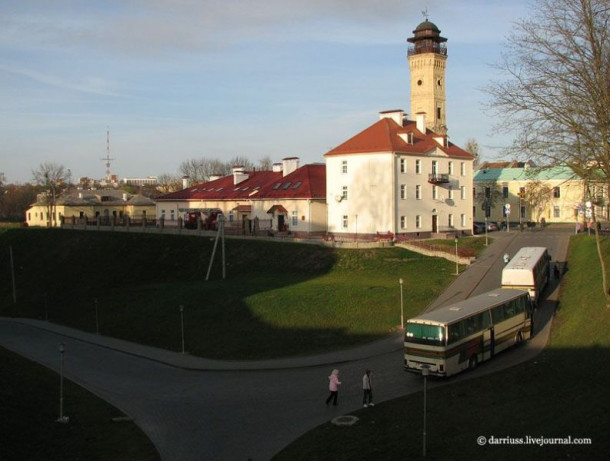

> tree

[
  {"left": 258, "top": 155, "right": 273, "bottom": 171},
  {"left": 474, "top": 180, "right": 503, "bottom": 220},
  {"left": 485, "top": 0, "right": 610, "bottom": 306},
  {"left": 464, "top": 139, "right": 481, "bottom": 167},
  {"left": 522, "top": 179, "right": 552, "bottom": 223},
  {"left": 32, "top": 162, "right": 68, "bottom": 227},
  {"left": 156, "top": 174, "right": 183, "bottom": 193}
]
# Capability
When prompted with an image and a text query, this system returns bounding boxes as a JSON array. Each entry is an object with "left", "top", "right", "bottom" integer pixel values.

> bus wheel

[
  {"left": 516, "top": 331, "right": 524, "bottom": 345},
  {"left": 468, "top": 355, "right": 478, "bottom": 371}
]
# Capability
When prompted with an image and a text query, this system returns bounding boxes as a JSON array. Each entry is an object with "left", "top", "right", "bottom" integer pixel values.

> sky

[{"left": 0, "top": 0, "right": 532, "bottom": 184}]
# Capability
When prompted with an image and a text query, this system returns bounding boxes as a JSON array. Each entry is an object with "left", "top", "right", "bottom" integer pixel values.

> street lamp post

[
  {"left": 180, "top": 305, "right": 185, "bottom": 354},
  {"left": 484, "top": 216, "right": 488, "bottom": 246},
  {"left": 57, "top": 343, "right": 69, "bottom": 423},
  {"left": 94, "top": 298, "right": 99, "bottom": 335},
  {"left": 399, "top": 278, "right": 404, "bottom": 328},
  {"left": 454, "top": 237, "right": 459, "bottom": 275},
  {"left": 421, "top": 364, "right": 430, "bottom": 457}
]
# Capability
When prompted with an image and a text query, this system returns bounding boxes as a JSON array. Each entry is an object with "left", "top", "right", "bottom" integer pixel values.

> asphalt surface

[{"left": 0, "top": 225, "right": 572, "bottom": 460}]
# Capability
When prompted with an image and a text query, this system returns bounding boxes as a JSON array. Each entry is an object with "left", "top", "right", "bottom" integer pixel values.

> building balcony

[{"left": 428, "top": 173, "right": 450, "bottom": 184}]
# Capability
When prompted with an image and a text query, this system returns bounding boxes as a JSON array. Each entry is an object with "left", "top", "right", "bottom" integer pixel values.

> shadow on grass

[{"left": 1, "top": 228, "right": 448, "bottom": 360}]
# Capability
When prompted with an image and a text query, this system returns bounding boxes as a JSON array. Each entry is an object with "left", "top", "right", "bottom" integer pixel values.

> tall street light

[
  {"left": 421, "top": 364, "right": 430, "bottom": 457},
  {"left": 454, "top": 237, "right": 459, "bottom": 275},
  {"left": 180, "top": 305, "right": 185, "bottom": 354},
  {"left": 57, "top": 343, "right": 69, "bottom": 423},
  {"left": 399, "top": 278, "right": 404, "bottom": 328}
]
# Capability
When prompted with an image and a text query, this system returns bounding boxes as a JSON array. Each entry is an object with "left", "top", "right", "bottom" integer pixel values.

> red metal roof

[
  {"left": 157, "top": 164, "right": 326, "bottom": 202},
  {"left": 324, "top": 117, "right": 473, "bottom": 159}
]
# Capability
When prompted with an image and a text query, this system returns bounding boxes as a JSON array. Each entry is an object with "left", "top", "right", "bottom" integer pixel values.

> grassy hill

[
  {"left": 274, "top": 234, "right": 610, "bottom": 460},
  {"left": 0, "top": 228, "right": 458, "bottom": 359}
]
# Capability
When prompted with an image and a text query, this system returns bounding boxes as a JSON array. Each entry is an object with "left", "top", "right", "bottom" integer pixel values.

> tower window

[
  {"left": 437, "top": 79, "right": 442, "bottom": 86},
  {"left": 437, "top": 107, "right": 441, "bottom": 120},
  {"left": 417, "top": 79, "right": 423, "bottom": 86}
]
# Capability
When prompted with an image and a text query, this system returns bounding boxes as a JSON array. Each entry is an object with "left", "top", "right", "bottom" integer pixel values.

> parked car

[
  {"left": 487, "top": 222, "right": 498, "bottom": 232},
  {"left": 473, "top": 222, "right": 486, "bottom": 234}
]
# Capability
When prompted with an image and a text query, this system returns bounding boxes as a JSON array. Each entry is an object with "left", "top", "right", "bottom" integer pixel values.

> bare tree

[
  {"left": 464, "top": 139, "right": 481, "bottom": 167},
  {"left": 156, "top": 173, "right": 183, "bottom": 193},
  {"left": 258, "top": 156, "right": 273, "bottom": 171},
  {"left": 485, "top": 0, "right": 610, "bottom": 306},
  {"left": 228, "top": 156, "right": 254, "bottom": 171},
  {"left": 522, "top": 179, "right": 553, "bottom": 223},
  {"left": 178, "top": 158, "right": 235, "bottom": 185},
  {"left": 32, "top": 162, "right": 68, "bottom": 227}
]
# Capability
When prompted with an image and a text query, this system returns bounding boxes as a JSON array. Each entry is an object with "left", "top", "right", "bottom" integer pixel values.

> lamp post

[
  {"left": 399, "top": 278, "right": 404, "bottom": 328},
  {"left": 421, "top": 364, "right": 430, "bottom": 457},
  {"left": 454, "top": 237, "right": 459, "bottom": 275},
  {"left": 180, "top": 305, "right": 185, "bottom": 354},
  {"left": 94, "top": 298, "right": 99, "bottom": 335},
  {"left": 484, "top": 216, "right": 488, "bottom": 246},
  {"left": 57, "top": 343, "right": 69, "bottom": 423}
]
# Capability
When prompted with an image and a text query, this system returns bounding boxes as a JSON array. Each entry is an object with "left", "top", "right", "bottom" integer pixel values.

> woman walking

[
  {"left": 325, "top": 369, "right": 341, "bottom": 406},
  {"left": 362, "top": 369, "right": 374, "bottom": 407}
]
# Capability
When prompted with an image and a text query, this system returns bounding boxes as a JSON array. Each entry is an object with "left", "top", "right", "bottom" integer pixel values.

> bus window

[
  {"left": 504, "top": 301, "right": 516, "bottom": 318},
  {"left": 448, "top": 321, "right": 465, "bottom": 344},
  {"left": 405, "top": 323, "right": 445, "bottom": 346},
  {"left": 492, "top": 305, "right": 504, "bottom": 323}
]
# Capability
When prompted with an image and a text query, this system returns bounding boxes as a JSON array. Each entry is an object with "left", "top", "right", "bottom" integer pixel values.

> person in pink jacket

[{"left": 325, "top": 369, "right": 341, "bottom": 406}]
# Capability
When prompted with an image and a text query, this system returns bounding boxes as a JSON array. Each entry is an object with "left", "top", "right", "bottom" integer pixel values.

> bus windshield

[{"left": 405, "top": 323, "right": 445, "bottom": 346}]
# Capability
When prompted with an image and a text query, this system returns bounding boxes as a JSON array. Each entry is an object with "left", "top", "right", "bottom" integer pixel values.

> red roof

[
  {"left": 157, "top": 164, "right": 326, "bottom": 202},
  {"left": 325, "top": 117, "right": 473, "bottom": 159}
]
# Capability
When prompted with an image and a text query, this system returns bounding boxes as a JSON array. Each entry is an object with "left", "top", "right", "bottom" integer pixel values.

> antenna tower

[{"left": 101, "top": 127, "right": 115, "bottom": 180}]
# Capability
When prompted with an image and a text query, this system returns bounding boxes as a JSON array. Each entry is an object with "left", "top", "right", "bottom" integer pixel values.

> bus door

[{"left": 488, "top": 326, "right": 495, "bottom": 358}]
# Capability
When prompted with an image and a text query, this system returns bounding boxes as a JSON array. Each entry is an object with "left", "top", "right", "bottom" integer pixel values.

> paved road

[{"left": 0, "top": 225, "right": 571, "bottom": 460}]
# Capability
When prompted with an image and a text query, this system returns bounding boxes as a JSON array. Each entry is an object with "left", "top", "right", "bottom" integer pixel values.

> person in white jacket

[{"left": 362, "top": 369, "right": 374, "bottom": 408}]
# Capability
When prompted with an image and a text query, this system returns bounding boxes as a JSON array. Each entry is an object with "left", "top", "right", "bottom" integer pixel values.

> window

[
  {"left": 416, "top": 185, "right": 422, "bottom": 200},
  {"left": 432, "top": 160, "right": 438, "bottom": 176},
  {"left": 519, "top": 187, "right": 526, "bottom": 197},
  {"left": 273, "top": 183, "right": 281, "bottom": 189},
  {"left": 553, "top": 187, "right": 561, "bottom": 198},
  {"left": 461, "top": 186, "right": 467, "bottom": 199},
  {"left": 416, "top": 215, "right": 422, "bottom": 228},
  {"left": 460, "top": 162, "right": 466, "bottom": 176},
  {"left": 342, "top": 215, "right": 348, "bottom": 229},
  {"left": 282, "top": 182, "right": 292, "bottom": 189},
  {"left": 400, "top": 158, "right": 406, "bottom": 173},
  {"left": 400, "top": 184, "right": 407, "bottom": 199},
  {"left": 461, "top": 214, "right": 466, "bottom": 227},
  {"left": 416, "top": 160, "right": 422, "bottom": 174},
  {"left": 553, "top": 206, "right": 560, "bottom": 218},
  {"left": 503, "top": 186, "right": 509, "bottom": 199},
  {"left": 448, "top": 186, "right": 454, "bottom": 200},
  {"left": 437, "top": 107, "right": 441, "bottom": 120},
  {"left": 432, "top": 185, "right": 438, "bottom": 200},
  {"left": 292, "top": 182, "right": 302, "bottom": 189},
  {"left": 342, "top": 160, "right": 347, "bottom": 174},
  {"left": 229, "top": 211, "right": 234, "bottom": 223},
  {"left": 400, "top": 216, "right": 407, "bottom": 229},
  {"left": 405, "top": 323, "right": 444, "bottom": 346},
  {"left": 292, "top": 211, "right": 298, "bottom": 226},
  {"left": 341, "top": 186, "right": 348, "bottom": 200},
  {"left": 485, "top": 187, "right": 491, "bottom": 199},
  {"left": 448, "top": 161, "right": 454, "bottom": 175},
  {"left": 448, "top": 214, "right": 454, "bottom": 228}
]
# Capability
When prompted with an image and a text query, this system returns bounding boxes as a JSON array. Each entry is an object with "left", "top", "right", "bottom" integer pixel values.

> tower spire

[{"left": 101, "top": 127, "right": 115, "bottom": 181}]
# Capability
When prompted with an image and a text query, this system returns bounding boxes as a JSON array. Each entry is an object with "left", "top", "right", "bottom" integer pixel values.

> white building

[{"left": 324, "top": 20, "right": 474, "bottom": 240}]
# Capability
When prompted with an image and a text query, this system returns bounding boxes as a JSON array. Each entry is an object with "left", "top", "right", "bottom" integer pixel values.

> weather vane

[{"left": 421, "top": 8, "right": 429, "bottom": 20}]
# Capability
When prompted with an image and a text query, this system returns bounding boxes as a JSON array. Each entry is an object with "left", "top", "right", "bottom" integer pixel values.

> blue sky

[{"left": 1, "top": 0, "right": 531, "bottom": 184}]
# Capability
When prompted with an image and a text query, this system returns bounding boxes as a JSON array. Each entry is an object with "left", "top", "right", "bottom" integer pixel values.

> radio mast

[{"left": 101, "top": 127, "right": 115, "bottom": 180}]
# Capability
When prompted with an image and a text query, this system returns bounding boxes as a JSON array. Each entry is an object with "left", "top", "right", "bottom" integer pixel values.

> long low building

[{"left": 155, "top": 158, "right": 327, "bottom": 237}]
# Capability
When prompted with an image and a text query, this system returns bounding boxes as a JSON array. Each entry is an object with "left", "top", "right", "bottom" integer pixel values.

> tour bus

[
  {"left": 501, "top": 246, "right": 551, "bottom": 303},
  {"left": 404, "top": 289, "right": 533, "bottom": 377}
]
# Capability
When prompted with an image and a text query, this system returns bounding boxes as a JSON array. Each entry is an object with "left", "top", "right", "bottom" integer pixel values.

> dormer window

[{"left": 407, "top": 132, "right": 414, "bottom": 144}]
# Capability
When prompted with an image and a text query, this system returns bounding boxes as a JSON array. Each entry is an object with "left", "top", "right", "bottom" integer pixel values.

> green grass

[
  {"left": 273, "top": 234, "right": 610, "bottom": 460},
  {"left": 1, "top": 228, "right": 459, "bottom": 359},
  {"left": 0, "top": 346, "right": 160, "bottom": 461}
]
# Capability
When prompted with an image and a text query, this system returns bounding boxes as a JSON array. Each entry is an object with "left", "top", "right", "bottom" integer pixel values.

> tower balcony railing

[
  {"left": 428, "top": 173, "right": 450, "bottom": 184},
  {"left": 407, "top": 44, "right": 447, "bottom": 56}
]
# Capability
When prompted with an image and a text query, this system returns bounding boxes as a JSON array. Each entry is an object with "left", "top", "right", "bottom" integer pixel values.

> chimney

[
  {"left": 282, "top": 157, "right": 300, "bottom": 177},
  {"left": 182, "top": 176, "right": 189, "bottom": 189},
  {"left": 379, "top": 110, "right": 405, "bottom": 127},
  {"left": 272, "top": 163, "right": 283, "bottom": 172},
  {"left": 233, "top": 166, "right": 249, "bottom": 185},
  {"left": 209, "top": 173, "right": 222, "bottom": 181},
  {"left": 416, "top": 112, "right": 426, "bottom": 133},
  {"left": 122, "top": 193, "right": 128, "bottom": 201}
]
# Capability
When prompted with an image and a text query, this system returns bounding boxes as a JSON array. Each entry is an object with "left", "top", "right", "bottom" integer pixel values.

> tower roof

[{"left": 407, "top": 19, "right": 447, "bottom": 44}]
